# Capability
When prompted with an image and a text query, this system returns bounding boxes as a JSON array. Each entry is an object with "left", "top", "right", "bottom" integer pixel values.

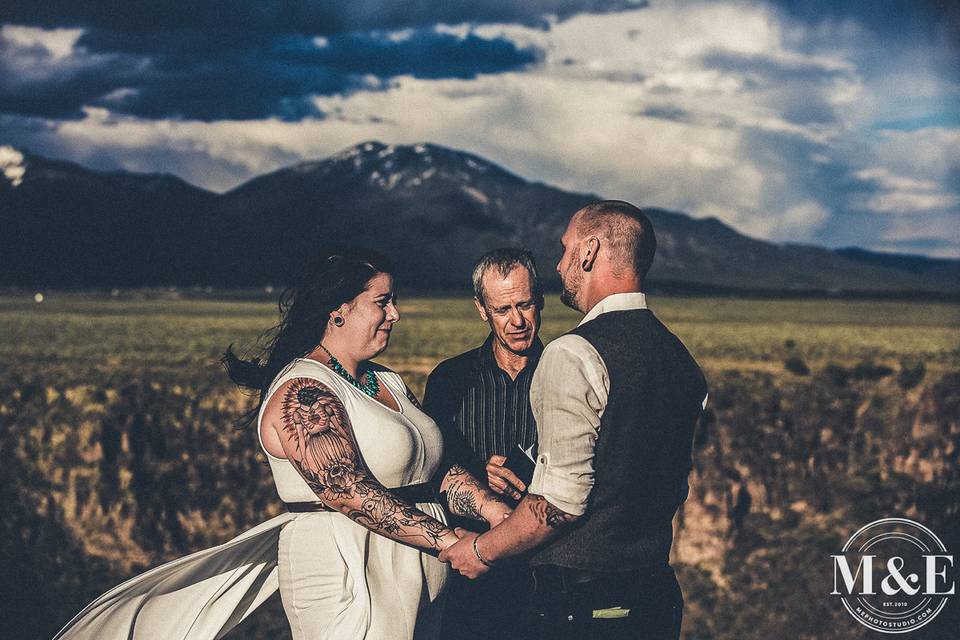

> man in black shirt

[{"left": 424, "top": 247, "right": 543, "bottom": 640}]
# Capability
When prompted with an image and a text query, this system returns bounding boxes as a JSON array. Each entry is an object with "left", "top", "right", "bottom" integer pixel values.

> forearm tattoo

[
  {"left": 280, "top": 378, "right": 450, "bottom": 550},
  {"left": 527, "top": 495, "right": 576, "bottom": 529},
  {"left": 442, "top": 464, "right": 507, "bottom": 522}
]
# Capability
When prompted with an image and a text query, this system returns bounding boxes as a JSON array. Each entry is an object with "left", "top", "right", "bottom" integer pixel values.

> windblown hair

[
  {"left": 222, "top": 247, "right": 394, "bottom": 428},
  {"left": 471, "top": 247, "right": 544, "bottom": 307},
  {"left": 576, "top": 200, "right": 657, "bottom": 280}
]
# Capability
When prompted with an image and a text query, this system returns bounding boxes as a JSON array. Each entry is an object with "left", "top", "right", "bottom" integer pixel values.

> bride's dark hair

[{"left": 222, "top": 247, "right": 394, "bottom": 428}]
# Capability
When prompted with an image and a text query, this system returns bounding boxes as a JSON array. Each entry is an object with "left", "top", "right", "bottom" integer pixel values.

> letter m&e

[{"left": 832, "top": 555, "right": 876, "bottom": 595}]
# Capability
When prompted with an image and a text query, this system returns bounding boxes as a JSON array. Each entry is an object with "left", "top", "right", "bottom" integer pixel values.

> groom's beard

[
  {"left": 559, "top": 268, "right": 581, "bottom": 311},
  {"left": 559, "top": 284, "right": 577, "bottom": 310}
]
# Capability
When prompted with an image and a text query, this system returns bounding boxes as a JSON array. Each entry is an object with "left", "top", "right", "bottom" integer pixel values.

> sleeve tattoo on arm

[
  {"left": 527, "top": 495, "right": 577, "bottom": 529},
  {"left": 442, "top": 464, "right": 507, "bottom": 522},
  {"left": 279, "top": 378, "right": 450, "bottom": 550}
]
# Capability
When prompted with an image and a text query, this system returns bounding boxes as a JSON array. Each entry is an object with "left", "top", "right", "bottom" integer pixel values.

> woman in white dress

[{"left": 54, "top": 249, "right": 510, "bottom": 640}]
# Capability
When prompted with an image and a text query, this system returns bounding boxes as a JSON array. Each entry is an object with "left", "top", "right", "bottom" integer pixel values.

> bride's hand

[{"left": 438, "top": 527, "right": 461, "bottom": 552}]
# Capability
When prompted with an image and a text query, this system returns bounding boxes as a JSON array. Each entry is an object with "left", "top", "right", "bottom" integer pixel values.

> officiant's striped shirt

[{"left": 422, "top": 333, "right": 542, "bottom": 478}]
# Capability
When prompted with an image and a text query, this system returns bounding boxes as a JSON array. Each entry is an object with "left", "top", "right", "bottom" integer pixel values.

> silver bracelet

[{"left": 472, "top": 535, "right": 495, "bottom": 567}]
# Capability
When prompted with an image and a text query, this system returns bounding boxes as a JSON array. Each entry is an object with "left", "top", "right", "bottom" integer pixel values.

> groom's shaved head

[{"left": 574, "top": 200, "right": 656, "bottom": 280}]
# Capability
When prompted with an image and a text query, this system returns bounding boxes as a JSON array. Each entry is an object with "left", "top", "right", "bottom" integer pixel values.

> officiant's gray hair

[{"left": 472, "top": 247, "right": 544, "bottom": 308}]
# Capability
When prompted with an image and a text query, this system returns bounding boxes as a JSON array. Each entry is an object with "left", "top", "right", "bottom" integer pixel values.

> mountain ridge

[{"left": 1, "top": 141, "right": 957, "bottom": 293}]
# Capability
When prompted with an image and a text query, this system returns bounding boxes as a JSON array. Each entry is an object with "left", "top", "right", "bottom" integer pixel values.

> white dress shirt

[{"left": 527, "top": 292, "right": 648, "bottom": 516}]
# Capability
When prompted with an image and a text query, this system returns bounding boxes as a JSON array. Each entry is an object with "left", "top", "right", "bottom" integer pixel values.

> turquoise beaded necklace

[{"left": 318, "top": 344, "right": 380, "bottom": 398}]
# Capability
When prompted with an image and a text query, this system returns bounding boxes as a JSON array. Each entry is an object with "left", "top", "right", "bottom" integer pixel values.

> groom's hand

[
  {"left": 438, "top": 529, "right": 491, "bottom": 579},
  {"left": 486, "top": 455, "right": 524, "bottom": 501}
]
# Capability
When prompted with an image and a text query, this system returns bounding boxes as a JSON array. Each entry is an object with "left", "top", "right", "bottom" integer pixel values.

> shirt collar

[
  {"left": 478, "top": 332, "right": 544, "bottom": 372},
  {"left": 578, "top": 292, "right": 648, "bottom": 326}
]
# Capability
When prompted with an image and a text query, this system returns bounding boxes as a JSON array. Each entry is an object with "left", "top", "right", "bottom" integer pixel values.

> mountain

[
  {"left": 208, "top": 141, "right": 592, "bottom": 287},
  {"left": 0, "top": 146, "right": 216, "bottom": 286},
  {"left": 1, "top": 141, "right": 958, "bottom": 293},
  {"left": 836, "top": 247, "right": 960, "bottom": 284}
]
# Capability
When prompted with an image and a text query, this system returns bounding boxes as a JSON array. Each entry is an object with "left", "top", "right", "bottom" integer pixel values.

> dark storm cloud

[
  {"left": 0, "top": 1, "right": 645, "bottom": 34},
  {"left": 313, "top": 30, "right": 541, "bottom": 78},
  {"left": 0, "top": 0, "right": 634, "bottom": 121},
  {"left": 0, "top": 37, "right": 134, "bottom": 119},
  {"left": 0, "top": 27, "right": 538, "bottom": 121},
  {"left": 770, "top": 0, "right": 959, "bottom": 42}
]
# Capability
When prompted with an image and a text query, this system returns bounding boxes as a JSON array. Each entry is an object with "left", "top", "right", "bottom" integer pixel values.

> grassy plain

[
  {"left": 1, "top": 293, "right": 958, "bottom": 639},
  {"left": 3, "top": 294, "right": 958, "bottom": 385}
]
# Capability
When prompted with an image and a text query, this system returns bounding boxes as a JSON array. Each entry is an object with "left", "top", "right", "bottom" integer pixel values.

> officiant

[{"left": 423, "top": 247, "right": 544, "bottom": 640}]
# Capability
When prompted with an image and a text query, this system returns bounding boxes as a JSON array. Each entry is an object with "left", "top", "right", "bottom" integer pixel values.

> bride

[{"left": 55, "top": 248, "right": 510, "bottom": 640}]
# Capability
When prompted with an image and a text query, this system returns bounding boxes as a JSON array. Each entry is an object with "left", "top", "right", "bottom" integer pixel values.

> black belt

[
  {"left": 285, "top": 501, "right": 335, "bottom": 513},
  {"left": 530, "top": 564, "right": 673, "bottom": 593},
  {"left": 284, "top": 482, "right": 435, "bottom": 513}
]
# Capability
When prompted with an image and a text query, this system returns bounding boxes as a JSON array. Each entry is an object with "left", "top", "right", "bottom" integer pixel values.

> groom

[{"left": 441, "top": 200, "right": 707, "bottom": 640}]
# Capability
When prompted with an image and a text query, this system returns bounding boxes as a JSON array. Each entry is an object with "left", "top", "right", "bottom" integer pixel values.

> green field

[
  {"left": 1, "top": 294, "right": 958, "bottom": 639},
  {"left": 3, "top": 294, "right": 958, "bottom": 383}
]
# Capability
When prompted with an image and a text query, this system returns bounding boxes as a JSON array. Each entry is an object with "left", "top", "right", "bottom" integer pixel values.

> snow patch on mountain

[{"left": 461, "top": 185, "right": 490, "bottom": 206}]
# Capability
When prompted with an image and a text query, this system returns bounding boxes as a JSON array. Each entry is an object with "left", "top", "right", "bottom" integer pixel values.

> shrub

[
  {"left": 784, "top": 356, "right": 810, "bottom": 376},
  {"left": 822, "top": 363, "right": 851, "bottom": 387},
  {"left": 897, "top": 359, "right": 926, "bottom": 389},
  {"left": 851, "top": 359, "right": 894, "bottom": 381}
]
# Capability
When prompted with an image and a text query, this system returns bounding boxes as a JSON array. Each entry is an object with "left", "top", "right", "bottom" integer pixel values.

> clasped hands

[
  {"left": 439, "top": 528, "right": 489, "bottom": 578},
  {"left": 440, "top": 454, "right": 525, "bottom": 578}
]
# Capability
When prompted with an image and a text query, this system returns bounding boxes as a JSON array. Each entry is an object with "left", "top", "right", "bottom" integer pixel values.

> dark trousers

[
  {"left": 526, "top": 565, "right": 683, "bottom": 640},
  {"left": 440, "top": 559, "right": 534, "bottom": 640}
]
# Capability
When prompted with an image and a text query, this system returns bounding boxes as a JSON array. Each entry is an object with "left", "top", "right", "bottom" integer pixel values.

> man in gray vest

[{"left": 441, "top": 200, "right": 707, "bottom": 640}]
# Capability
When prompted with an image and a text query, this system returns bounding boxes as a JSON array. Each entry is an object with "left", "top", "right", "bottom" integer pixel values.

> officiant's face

[{"left": 475, "top": 266, "right": 541, "bottom": 356}]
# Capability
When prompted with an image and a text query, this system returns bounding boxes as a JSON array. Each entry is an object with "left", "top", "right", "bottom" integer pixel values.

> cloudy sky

[{"left": 2, "top": 0, "right": 958, "bottom": 256}]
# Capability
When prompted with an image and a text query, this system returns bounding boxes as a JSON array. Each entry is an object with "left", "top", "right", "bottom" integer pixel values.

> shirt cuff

[{"left": 528, "top": 453, "right": 592, "bottom": 517}]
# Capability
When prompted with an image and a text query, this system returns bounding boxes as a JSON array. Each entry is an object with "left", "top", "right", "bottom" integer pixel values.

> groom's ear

[
  {"left": 474, "top": 297, "right": 489, "bottom": 322},
  {"left": 581, "top": 236, "right": 600, "bottom": 272}
]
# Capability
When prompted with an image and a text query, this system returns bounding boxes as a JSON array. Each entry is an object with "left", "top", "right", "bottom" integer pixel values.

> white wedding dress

[{"left": 54, "top": 358, "right": 449, "bottom": 640}]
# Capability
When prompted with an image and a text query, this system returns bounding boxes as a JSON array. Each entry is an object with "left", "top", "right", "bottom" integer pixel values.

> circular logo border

[{"left": 837, "top": 517, "right": 951, "bottom": 634}]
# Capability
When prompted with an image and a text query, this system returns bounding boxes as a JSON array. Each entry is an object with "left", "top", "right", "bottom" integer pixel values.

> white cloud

[
  {"left": 0, "top": 144, "right": 26, "bottom": 186},
  {"left": 0, "top": 25, "right": 84, "bottom": 61},
  {"left": 857, "top": 191, "right": 960, "bottom": 215},
  {"left": 4, "top": 1, "right": 957, "bottom": 255},
  {"left": 869, "top": 128, "right": 960, "bottom": 181},
  {"left": 854, "top": 168, "right": 938, "bottom": 192},
  {"left": 775, "top": 201, "right": 831, "bottom": 240},
  {"left": 851, "top": 134, "right": 960, "bottom": 217}
]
